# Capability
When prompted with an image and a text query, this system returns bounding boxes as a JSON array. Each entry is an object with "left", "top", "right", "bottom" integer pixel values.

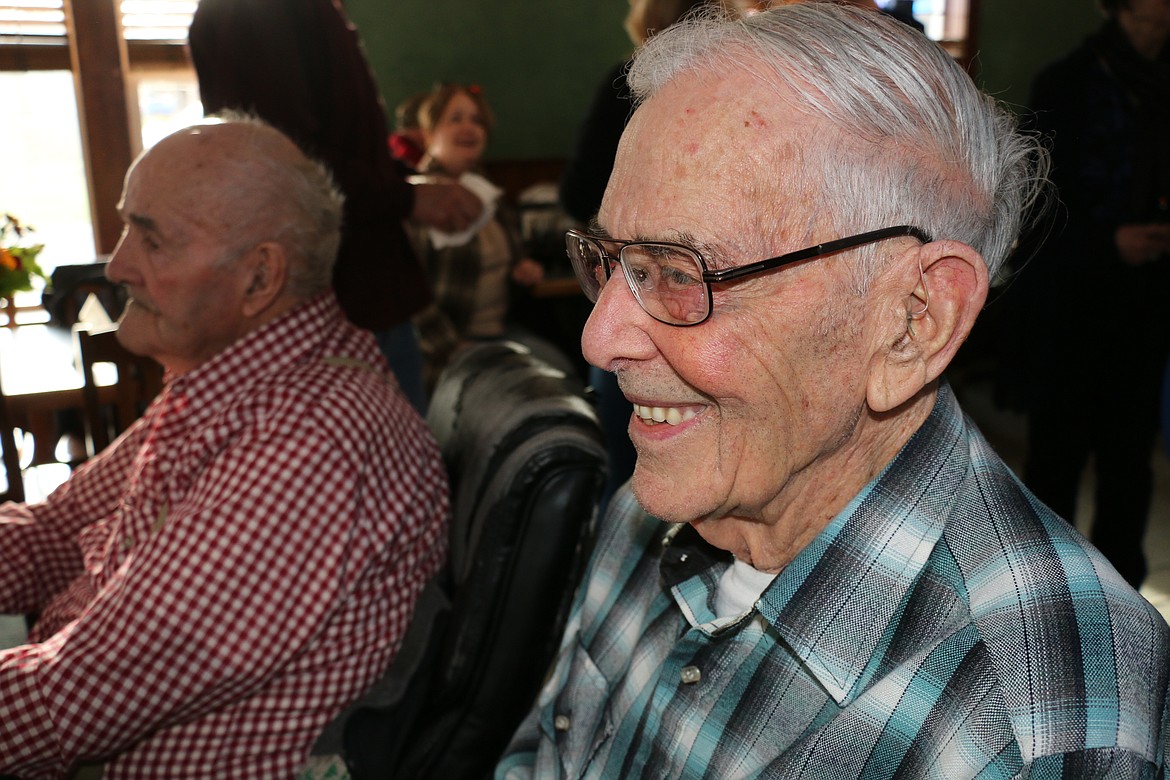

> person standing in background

[
  {"left": 1012, "top": 0, "right": 1170, "bottom": 589},
  {"left": 409, "top": 83, "right": 548, "bottom": 394},
  {"left": 189, "top": 0, "right": 483, "bottom": 413}
]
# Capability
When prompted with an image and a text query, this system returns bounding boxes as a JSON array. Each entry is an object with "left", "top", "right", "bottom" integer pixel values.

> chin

[
  {"left": 630, "top": 465, "right": 708, "bottom": 525},
  {"left": 113, "top": 329, "right": 151, "bottom": 359},
  {"left": 113, "top": 312, "right": 156, "bottom": 359}
]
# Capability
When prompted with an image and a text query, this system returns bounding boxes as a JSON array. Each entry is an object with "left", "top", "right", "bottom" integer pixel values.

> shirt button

[
  {"left": 554, "top": 715, "right": 571, "bottom": 731},
  {"left": 680, "top": 665, "right": 702, "bottom": 684}
]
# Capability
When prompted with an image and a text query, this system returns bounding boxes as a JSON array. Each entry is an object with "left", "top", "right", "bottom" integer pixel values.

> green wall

[
  {"left": 343, "top": 0, "right": 1109, "bottom": 160},
  {"left": 344, "top": 0, "right": 633, "bottom": 160},
  {"left": 973, "top": 0, "right": 1104, "bottom": 111}
]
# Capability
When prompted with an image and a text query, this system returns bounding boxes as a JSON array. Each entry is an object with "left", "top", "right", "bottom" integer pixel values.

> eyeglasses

[{"left": 566, "top": 225, "right": 932, "bottom": 326}]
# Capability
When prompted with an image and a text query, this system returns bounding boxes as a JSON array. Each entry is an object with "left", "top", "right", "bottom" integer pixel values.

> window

[
  {"left": 878, "top": 0, "right": 975, "bottom": 63},
  {"left": 0, "top": 1, "right": 200, "bottom": 319},
  {"left": 0, "top": 70, "right": 90, "bottom": 276},
  {"left": 121, "top": 0, "right": 197, "bottom": 42},
  {"left": 0, "top": 0, "right": 66, "bottom": 40},
  {"left": 0, "top": 1, "right": 198, "bottom": 47}
]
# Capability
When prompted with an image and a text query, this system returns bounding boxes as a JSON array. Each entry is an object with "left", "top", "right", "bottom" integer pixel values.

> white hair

[
  {"left": 208, "top": 112, "right": 345, "bottom": 298},
  {"left": 627, "top": 2, "right": 1048, "bottom": 286}
]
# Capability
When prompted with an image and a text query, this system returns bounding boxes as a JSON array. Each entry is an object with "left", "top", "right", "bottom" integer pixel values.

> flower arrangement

[{"left": 0, "top": 213, "right": 47, "bottom": 300}]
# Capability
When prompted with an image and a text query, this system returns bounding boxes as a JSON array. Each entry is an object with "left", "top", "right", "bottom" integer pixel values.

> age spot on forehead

[{"left": 743, "top": 110, "right": 768, "bottom": 129}]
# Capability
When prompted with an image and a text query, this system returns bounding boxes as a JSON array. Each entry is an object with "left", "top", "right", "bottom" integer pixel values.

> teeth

[{"left": 633, "top": 404, "right": 698, "bottom": 426}]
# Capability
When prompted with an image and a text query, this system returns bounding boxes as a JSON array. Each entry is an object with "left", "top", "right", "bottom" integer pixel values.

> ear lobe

[
  {"left": 866, "top": 240, "right": 989, "bottom": 413},
  {"left": 239, "top": 241, "right": 289, "bottom": 319}
]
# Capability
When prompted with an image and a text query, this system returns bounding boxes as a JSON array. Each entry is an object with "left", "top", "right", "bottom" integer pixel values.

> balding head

[
  {"left": 143, "top": 118, "right": 344, "bottom": 297},
  {"left": 106, "top": 117, "right": 344, "bottom": 374}
]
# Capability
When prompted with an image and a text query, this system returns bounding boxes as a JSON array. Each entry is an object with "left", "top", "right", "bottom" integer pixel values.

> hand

[
  {"left": 1115, "top": 223, "right": 1170, "bottom": 266},
  {"left": 411, "top": 182, "right": 484, "bottom": 234},
  {"left": 512, "top": 257, "right": 545, "bottom": 286}
]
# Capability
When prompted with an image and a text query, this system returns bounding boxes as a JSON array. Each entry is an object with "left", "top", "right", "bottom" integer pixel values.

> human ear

[
  {"left": 866, "top": 240, "right": 989, "bottom": 413},
  {"left": 239, "top": 241, "right": 289, "bottom": 319}
]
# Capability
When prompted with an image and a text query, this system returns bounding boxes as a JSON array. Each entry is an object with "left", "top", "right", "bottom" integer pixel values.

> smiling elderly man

[
  {"left": 0, "top": 118, "right": 448, "bottom": 777},
  {"left": 496, "top": 5, "right": 1170, "bottom": 779}
]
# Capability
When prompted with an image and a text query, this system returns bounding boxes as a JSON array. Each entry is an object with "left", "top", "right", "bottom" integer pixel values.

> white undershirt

[{"left": 714, "top": 558, "right": 778, "bottom": 619}]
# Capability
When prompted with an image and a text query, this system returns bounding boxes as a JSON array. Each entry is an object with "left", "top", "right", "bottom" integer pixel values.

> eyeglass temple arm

[{"left": 700, "top": 225, "right": 931, "bottom": 284}]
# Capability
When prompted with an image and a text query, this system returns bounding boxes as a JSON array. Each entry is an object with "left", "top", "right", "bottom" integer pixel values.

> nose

[
  {"left": 581, "top": 264, "right": 657, "bottom": 371},
  {"left": 104, "top": 229, "right": 134, "bottom": 285}
]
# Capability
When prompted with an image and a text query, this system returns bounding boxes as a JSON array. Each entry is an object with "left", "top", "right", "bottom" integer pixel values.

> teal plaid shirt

[{"left": 497, "top": 384, "right": 1170, "bottom": 779}]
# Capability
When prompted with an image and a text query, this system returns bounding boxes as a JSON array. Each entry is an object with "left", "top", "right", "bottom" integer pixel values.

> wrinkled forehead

[
  {"left": 135, "top": 128, "right": 240, "bottom": 181},
  {"left": 601, "top": 66, "right": 823, "bottom": 252},
  {"left": 121, "top": 132, "right": 238, "bottom": 233}
]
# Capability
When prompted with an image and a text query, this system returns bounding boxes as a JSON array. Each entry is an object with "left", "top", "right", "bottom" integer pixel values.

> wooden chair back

[
  {"left": 73, "top": 325, "right": 164, "bottom": 458},
  {"left": 0, "top": 385, "right": 25, "bottom": 503}
]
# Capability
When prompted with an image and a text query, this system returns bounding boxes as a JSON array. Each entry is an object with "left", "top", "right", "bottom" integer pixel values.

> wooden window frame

[{"left": 1, "top": 0, "right": 193, "bottom": 255}]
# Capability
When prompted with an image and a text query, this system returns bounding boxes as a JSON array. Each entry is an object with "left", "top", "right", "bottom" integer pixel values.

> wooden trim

[
  {"left": 0, "top": 41, "right": 70, "bottom": 70},
  {"left": 1, "top": 37, "right": 190, "bottom": 73},
  {"left": 0, "top": 299, "right": 47, "bottom": 328},
  {"left": 126, "top": 40, "right": 193, "bottom": 69},
  {"left": 64, "top": 0, "right": 133, "bottom": 255}
]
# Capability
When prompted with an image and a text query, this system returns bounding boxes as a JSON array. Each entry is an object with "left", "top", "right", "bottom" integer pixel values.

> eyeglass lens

[{"left": 566, "top": 232, "right": 709, "bottom": 325}]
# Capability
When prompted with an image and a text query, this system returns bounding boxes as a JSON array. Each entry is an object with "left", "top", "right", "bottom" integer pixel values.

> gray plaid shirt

[{"left": 499, "top": 383, "right": 1170, "bottom": 779}]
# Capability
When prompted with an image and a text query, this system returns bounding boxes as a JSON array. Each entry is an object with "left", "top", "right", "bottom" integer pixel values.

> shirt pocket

[{"left": 539, "top": 639, "right": 614, "bottom": 778}]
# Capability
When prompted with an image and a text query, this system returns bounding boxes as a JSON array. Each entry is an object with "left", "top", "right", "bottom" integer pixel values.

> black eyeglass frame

[{"left": 567, "top": 224, "right": 933, "bottom": 326}]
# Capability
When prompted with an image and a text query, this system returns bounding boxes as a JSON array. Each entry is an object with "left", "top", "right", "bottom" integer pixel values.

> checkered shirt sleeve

[{"left": 0, "top": 293, "right": 449, "bottom": 778}]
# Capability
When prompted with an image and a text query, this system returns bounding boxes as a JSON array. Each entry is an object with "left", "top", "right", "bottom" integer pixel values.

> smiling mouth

[{"left": 633, "top": 403, "right": 699, "bottom": 426}]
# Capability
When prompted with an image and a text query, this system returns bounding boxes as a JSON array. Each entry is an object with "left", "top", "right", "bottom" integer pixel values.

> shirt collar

[
  {"left": 756, "top": 383, "right": 970, "bottom": 705},
  {"left": 164, "top": 291, "right": 344, "bottom": 430},
  {"left": 659, "top": 384, "right": 972, "bottom": 705}
]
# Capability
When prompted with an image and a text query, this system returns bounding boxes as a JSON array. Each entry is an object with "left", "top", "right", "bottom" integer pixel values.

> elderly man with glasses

[{"left": 496, "top": 5, "right": 1170, "bottom": 780}]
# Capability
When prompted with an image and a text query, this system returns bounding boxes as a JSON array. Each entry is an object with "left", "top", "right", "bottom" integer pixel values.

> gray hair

[
  {"left": 627, "top": 2, "right": 1048, "bottom": 287},
  {"left": 207, "top": 112, "right": 345, "bottom": 298}
]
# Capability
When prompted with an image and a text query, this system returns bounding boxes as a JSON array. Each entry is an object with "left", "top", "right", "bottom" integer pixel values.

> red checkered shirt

[{"left": 0, "top": 292, "right": 449, "bottom": 778}]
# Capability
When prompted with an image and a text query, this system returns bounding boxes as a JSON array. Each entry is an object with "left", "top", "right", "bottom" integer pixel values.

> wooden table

[{"left": 0, "top": 324, "right": 117, "bottom": 466}]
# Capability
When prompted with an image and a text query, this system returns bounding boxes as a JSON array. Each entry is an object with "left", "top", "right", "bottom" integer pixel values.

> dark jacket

[{"left": 189, "top": 0, "right": 432, "bottom": 331}]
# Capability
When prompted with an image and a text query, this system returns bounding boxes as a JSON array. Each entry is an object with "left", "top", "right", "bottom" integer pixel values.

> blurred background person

[
  {"left": 189, "top": 0, "right": 483, "bottom": 413},
  {"left": 390, "top": 91, "right": 429, "bottom": 171},
  {"left": 409, "top": 83, "right": 548, "bottom": 394},
  {"left": 1010, "top": 0, "right": 1170, "bottom": 588}
]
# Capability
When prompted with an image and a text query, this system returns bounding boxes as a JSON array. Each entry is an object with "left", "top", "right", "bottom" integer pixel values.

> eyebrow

[
  {"left": 125, "top": 213, "right": 159, "bottom": 233},
  {"left": 586, "top": 218, "right": 731, "bottom": 268},
  {"left": 586, "top": 217, "right": 610, "bottom": 239}
]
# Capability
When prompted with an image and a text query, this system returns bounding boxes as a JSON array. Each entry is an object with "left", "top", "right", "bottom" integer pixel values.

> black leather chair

[{"left": 334, "top": 341, "right": 606, "bottom": 780}]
